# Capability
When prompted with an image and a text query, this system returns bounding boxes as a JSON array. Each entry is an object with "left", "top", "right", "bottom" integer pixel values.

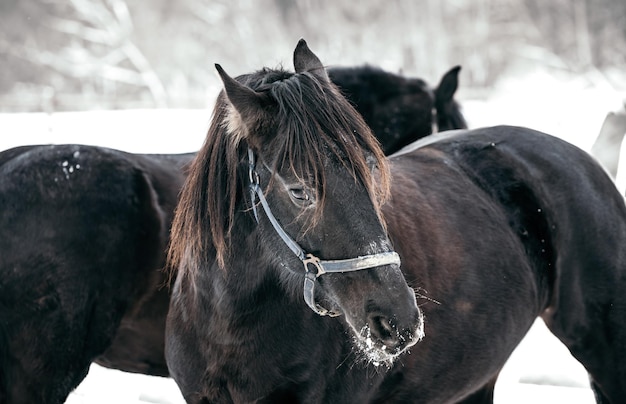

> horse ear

[
  {"left": 215, "top": 64, "right": 268, "bottom": 140},
  {"left": 434, "top": 65, "right": 461, "bottom": 104},
  {"left": 293, "top": 39, "right": 329, "bottom": 83},
  {"left": 216, "top": 64, "right": 266, "bottom": 116}
]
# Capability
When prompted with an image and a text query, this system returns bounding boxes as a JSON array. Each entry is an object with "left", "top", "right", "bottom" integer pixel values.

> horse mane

[{"left": 168, "top": 66, "right": 390, "bottom": 281}]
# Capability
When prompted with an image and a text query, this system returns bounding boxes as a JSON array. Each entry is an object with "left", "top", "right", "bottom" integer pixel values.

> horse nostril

[{"left": 368, "top": 314, "right": 400, "bottom": 349}]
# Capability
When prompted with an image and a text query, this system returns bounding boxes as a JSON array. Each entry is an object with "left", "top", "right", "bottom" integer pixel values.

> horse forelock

[
  {"left": 168, "top": 66, "right": 390, "bottom": 281},
  {"left": 267, "top": 71, "right": 390, "bottom": 213}
]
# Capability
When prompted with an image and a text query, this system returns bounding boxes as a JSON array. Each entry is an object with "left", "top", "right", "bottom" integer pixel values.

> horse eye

[{"left": 289, "top": 187, "right": 310, "bottom": 201}]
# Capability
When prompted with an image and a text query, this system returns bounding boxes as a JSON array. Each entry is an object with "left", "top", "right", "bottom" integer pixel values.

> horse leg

[
  {"left": 1, "top": 260, "right": 129, "bottom": 404},
  {"left": 1, "top": 307, "right": 93, "bottom": 404},
  {"left": 542, "top": 301, "right": 626, "bottom": 403},
  {"left": 456, "top": 376, "right": 497, "bottom": 404},
  {"left": 591, "top": 380, "right": 612, "bottom": 404},
  {"left": 3, "top": 357, "right": 90, "bottom": 404}
]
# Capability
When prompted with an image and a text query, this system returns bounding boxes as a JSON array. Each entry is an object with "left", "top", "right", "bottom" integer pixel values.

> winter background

[{"left": 2, "top": 0, "right": 626, "bottom": 403}]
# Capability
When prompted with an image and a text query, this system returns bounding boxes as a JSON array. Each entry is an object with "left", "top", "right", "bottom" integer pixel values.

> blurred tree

[
  {"left": 0, "top": 0, "right": 59, "bottom": 96},
  {"left": 0, "top": 0, "right": 624, "bottom": 112},
  {"left": 523, "top": 0, "right": 626, "bottom": 70},
  {"left": 1, "top": 0, "right": 167, "bottom": 110}
]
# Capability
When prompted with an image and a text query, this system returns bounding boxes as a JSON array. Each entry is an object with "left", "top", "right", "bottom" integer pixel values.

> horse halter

[{"left": 247, "top": 149, "right": 401, "bottom": 317}]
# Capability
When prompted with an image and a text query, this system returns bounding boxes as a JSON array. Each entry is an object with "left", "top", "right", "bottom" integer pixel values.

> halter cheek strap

[{"left": 247, "top": 149, "right": 401, "bottom": 316}]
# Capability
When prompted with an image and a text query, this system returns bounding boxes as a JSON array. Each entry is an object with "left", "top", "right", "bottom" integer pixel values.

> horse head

[{"left": 327, "top": 64, "right": 467, "bottom": 155}]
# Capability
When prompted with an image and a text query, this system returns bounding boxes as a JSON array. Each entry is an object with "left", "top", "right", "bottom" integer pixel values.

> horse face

[{"left": 263, "top": 152, "right": 424, "bottom": 366}]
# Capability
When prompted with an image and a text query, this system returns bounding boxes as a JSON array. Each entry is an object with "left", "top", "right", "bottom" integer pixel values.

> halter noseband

[{"left": 247, "top": 149, "right": 401, "bottom": 316}]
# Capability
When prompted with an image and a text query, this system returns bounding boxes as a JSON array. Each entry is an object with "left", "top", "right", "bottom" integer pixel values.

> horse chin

[{"left": 352, "top": 325, "right": 400, "bottom": 368}]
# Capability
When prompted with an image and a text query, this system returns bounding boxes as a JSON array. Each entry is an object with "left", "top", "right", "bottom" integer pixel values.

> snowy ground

[{"left": 1, "top": 70, "right": 624, "bottom": 403}]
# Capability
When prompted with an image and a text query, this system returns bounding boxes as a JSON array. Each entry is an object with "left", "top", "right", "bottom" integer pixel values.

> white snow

[{"left": 0, "top": 109, "right": 210, "bottom": 154}]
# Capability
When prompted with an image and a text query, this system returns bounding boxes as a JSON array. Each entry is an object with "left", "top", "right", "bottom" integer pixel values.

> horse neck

[
  {"left": 176, "top": 203, "right": 385, "bottom": 401},
  {"left": 191, "top": 219, "right": 307, "bottom": 326}
]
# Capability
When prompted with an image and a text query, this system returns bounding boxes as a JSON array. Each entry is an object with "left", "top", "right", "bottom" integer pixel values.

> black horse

[
  {"left": 165, "top": 40, "right": 423, "bottom": 403},
  {"left": 166, "top": 40, "right": 626, "bottom": 403},
  {"left": 328, "top": 64, "right": 466, "bottom": 154},
  {"left": 0, "top": 63, "right": 466, "bottom": 403},
  {"left": 0, "top": 145, "right": 194, "bottom": 403}
]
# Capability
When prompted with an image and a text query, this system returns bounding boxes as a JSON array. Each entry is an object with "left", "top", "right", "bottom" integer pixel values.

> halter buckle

[
  {"left": 248, "top": 147, "right": 260, "bottom": 184},
  {"left": 303, "top": 253, "right": 325, "bottom": 277},
  {"left": 248, "top": 149, "right": 261, "bottom": 222},
  {"left": 303, "top": 270, "right": 340, "bottom": 317}
]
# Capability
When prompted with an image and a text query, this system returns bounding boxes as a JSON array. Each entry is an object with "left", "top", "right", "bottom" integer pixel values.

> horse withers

[{"left": 166, "top": 41, "right": 626, "bottom": 403}]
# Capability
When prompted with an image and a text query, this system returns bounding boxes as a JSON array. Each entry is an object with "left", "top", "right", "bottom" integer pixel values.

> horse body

[
  {"left": 376, "top": 125, "right": 626, "bottom": 402},
  {"left": 0, "top": 145, "right": 193, "bottom": 403},
  {"left": 90, "top": 152, "right": 195, "bottom": 377}
]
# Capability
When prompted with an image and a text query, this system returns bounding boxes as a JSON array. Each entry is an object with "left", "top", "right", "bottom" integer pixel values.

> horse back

[
  {"left": 445, "top": 125, "right": 626, "bottom": 291},
  {"left": 397, "top": 125, "right": 626, "bottom": 300}
]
